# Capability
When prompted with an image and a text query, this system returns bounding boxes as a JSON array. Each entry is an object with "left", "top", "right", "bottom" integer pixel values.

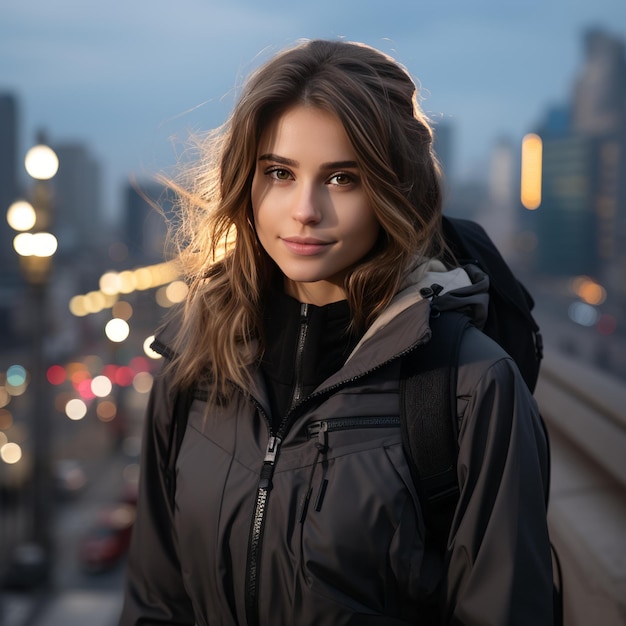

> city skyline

[{"left": 1, "top": 0, "right": 624, "bottom": 219}]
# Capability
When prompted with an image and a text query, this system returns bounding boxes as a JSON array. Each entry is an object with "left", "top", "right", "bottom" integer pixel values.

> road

[{"left": 1, "top": 446, "right": 135, "bottom": 626}]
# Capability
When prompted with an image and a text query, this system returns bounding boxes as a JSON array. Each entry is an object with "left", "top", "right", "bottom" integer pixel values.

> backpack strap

[
  {"left": 400, "top": 309, "right": 470, "bottom": 550},
  {"left": 162, "top": 384, "right": 195, "bottom": 511}
]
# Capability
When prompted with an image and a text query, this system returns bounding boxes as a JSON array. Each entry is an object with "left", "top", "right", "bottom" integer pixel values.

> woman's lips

[{"left": 281, "top": 237, "right": 333, "bottom": 256}]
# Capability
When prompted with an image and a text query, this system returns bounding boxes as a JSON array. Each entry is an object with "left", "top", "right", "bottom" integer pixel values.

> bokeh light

[
  {"left": 77, "top": 379, "right": 96, "bottom": 400},
  {"left": 96, "top": 400, "right": 117, "bottom": 422},
  {"left": 24, "top": 144, "right": 59, "bottom": 179},
  {"left": 597, "top": 314, "right": 617, "bottom": 336},
  {"left": 112, "top": 300, "right": 133, "bottom": 321},
  {"left": 13, "top": 232, "right": 58, "bottom": 257},
  {"left": 6, "top": 365, "right": 28, "bottom": 396},
  {"left": 65, "top": 398, "right": 88, "bottom": 420},
  {"left": 568, "top": 301, "right": 599, "bottom": 327},
  {"left": 133, "top": 371, "right": 154, "bottom": 394},
  {"left": 0, "top": 409, "right": 13, "bottom": 429},
  {"left": 47, "top": 364, "right": 66, "bottom": 385},
  {"left": 143, "top": 335, "right": 161, "bottom": 359},
  {"left": 1, "top": 442, "right": 22, "bottom": 464},
  {"left": 91, "top": 375, "right": 113, "bottom": 398},
  {"left": 7, "top": 200, "right": 36, "bottom": 231},
  {"left": 0, "top": 387, "right": 10, "bottom": 409},
  {"left": 105, "top": 318, "right": 130, "bottom": 342},
  {"left": 115, "top": 366, "right": 135, "bottom": 387},
  {"left": 6, "top": 365, "right": 27, "bottom": 387}
]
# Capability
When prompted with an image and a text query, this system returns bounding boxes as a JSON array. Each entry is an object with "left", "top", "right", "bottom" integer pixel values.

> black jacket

[{"left": 119, "top": 261, "right": 554, "bottom": 625}]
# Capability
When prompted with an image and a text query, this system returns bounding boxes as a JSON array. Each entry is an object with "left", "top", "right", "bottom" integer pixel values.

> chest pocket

[{"left": 294, "top": 415, "right": 426, "bottom": 611}]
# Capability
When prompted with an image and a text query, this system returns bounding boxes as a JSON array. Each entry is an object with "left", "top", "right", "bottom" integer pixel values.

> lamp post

[{"left": 6, "top": 131, "right": 58, "bottom": 588}]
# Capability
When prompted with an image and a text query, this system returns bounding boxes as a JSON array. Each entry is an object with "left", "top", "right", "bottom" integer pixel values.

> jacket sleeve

[
  {"left": 118, "top": 366, "right": 196, "bottom": 625},
  {"left": 443, "top": 345, "right": 554, "bottom": 625}
]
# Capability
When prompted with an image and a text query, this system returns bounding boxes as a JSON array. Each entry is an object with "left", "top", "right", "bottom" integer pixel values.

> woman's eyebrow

[
  {"left": 258, "top": 153, "right": 358, "bottom": 170},
  {"left": 258, "top": 153, "right": 298, "bottom": 167},
  {"left": 320, "top": 160, "right": 358, "bottom": 170}
]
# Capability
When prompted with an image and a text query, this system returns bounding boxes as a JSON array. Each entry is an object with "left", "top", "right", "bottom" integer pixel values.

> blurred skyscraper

[
  {"left": 51, "top": 142, "right": 104, "bottom": 260},
  {"left": 123, "top": 180, "right": 171, "bottom": 265},
  {"left": 433, "top": 120, "right": 454, "bottom": 189},
  {"left": 484, "top": 137, "right": 518, "bottom": 260},
  {"left": 532, "top": 27, "right": 626, "bottom": 293},
  {"left": 572, "top": 29, "right": 626, "bottom": 136},
  {"left": 0, "top": 94, "right": 19, "bottom": 252},
  {"left": 0, "top": 93, "right": 23, "bottom": 348}
]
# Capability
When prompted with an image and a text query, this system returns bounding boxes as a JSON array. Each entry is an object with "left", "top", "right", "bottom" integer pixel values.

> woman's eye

[
  {"left": 328, "top": 173, "right": 354, "bottom": 186},
  {"left": 267, "top": 167, "right": 291, "bottom": 181}
]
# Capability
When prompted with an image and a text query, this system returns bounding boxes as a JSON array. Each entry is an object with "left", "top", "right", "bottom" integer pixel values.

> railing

[{"left": 535, "top": 348, "right": 626, "bottom": 626}]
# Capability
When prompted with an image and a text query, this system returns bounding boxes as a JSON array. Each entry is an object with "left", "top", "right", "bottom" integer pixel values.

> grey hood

[{"left": 349, "top": 259, "right": 489, "bottom": 362}]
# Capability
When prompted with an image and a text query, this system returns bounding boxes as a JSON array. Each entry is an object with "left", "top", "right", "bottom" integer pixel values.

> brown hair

[{"left": 165, "top": 39, "right": 444, "bottom": 398}]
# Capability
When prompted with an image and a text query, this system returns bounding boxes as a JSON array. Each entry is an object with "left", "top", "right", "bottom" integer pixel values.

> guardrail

[{"left": 535, "top": 348, "right": 626, "bottom": 626}]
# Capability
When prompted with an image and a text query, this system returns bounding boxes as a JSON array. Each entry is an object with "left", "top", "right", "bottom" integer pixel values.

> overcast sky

[{"left": 2, "top": 0, "right": 625, "bottom": 218}]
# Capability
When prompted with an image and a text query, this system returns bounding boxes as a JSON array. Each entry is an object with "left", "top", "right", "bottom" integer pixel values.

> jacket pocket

[{"left": 297, "top": 415, "right": 426, "bottom": 615}]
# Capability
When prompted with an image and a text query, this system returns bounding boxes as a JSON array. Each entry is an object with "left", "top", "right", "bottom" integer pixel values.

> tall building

[
  {"left": 571, "top": 28, "right": 626, "bottom": 299},
  {"left": 0, "top": 93, "right": 19, "bottom": 241},
  {"left": 433, "top": 120, "right": 454, "bottom": 188},
  {"left": 123, "top": 180, "right": 171, "bottom": 265},
  {"left": 51, "top": 142, "right": 103, "bottom": 259},
  {"left": 536, "top": 134, "right": 599, "bottom": 276},
  {"left": 0, "top": 93, "right": 23, "bottom": 347},
  {"left": 531, "top": 28, "right": 626, "bottom": 287},
  {"left": 572, "top": 29, "right": 626, "bottom": 137},
  {"left": 483, "top": 138, "right": 518, "bottom": 260}
]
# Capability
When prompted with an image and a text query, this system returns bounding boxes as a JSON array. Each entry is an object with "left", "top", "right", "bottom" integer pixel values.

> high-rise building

[
  {"left": 0, "top": 93, "right": 23, "bottom": 347},
  {"left": 571, "top": 28, "right": 626, "bottom": 300},
  {"left": 433, "top": 120, "right": 454, "bottom": 188},
  {"left": 530, "top": 28, "right": 626, "bottom": 288},
  {"left": 536, "top": 134, "right": 599, "bottom": 276},
  {"left": 572, "top": 29, "right": 626, "bottom": 137},
  {"left": 123, "top": 180, "right": 171, "bottom": 265},
  {"left": 0, "top": 93, "right": 19, "bottom": 205},
  {"left": 483, "top": 138, "right": 518, "bottom": 259},
  {"left": 51, "top": 142, "right": 103, "bottom": 259},
  {"left": 0, "top": 93, "right": 20, "bottom": 267}
]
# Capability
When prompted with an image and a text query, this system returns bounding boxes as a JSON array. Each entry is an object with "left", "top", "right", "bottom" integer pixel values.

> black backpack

[{"left": 399, "top": 216, "right": 562, "bottom": 625}]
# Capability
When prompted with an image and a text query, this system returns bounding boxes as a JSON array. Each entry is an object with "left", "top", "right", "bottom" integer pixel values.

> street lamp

[
  {"left": 9, "top": 135, "right": 59, "bottom": 285},
  {"left": 4, "top": 131, "right": 58, "bottom": 589}
]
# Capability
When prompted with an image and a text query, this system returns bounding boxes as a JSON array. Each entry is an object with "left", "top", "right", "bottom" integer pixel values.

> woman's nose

[{"left": 291, "top": 183, "right": 323, "bottom": 224}]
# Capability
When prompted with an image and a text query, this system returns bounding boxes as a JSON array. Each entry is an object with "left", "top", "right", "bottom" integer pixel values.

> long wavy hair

[{"left": 165, "top": 39, "right": 445, "bottom": 398}]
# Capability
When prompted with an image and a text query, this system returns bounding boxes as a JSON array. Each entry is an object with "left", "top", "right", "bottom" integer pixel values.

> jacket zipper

[
  {"left": 289, "top": 303, "right": 310, "bottom": 410},
  {"left": 244, "top": 434, "right": 281, "bottom": 626},
  {"left": 307, "top": 415, "right": 400, "bottom": 447},
  {"left": 243, "top": 321, "right": 431, "bottom": 626},
  {"left": 245, "top": 303, "right": 309, "bottom": 625}
]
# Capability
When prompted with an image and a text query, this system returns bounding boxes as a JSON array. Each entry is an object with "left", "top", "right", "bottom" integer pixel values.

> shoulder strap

[
  {"left": 162, "top": 384, "right": 195, "bottom": 511},
  {"left": 400, "top": 310, "right": 470, "bottom": 550}
]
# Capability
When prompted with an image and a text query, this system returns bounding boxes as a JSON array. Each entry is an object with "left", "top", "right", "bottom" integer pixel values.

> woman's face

[{"left": 251, "top": 105, "right": 380, "bottom": 305}]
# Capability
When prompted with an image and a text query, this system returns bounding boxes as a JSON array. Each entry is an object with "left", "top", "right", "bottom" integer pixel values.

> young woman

[{"left": 119, "top": 39, "right": 554, "bottom": 625}]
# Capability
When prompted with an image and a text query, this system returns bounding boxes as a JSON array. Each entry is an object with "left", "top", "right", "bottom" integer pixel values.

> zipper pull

[
  {"left": 315, "top": 421, "right": 328, "bottom": 453},
  {"left": 259, "top": 436, "right": 282, "bottom": 491},
  {"left": 264, "top": 435, "right": 282, "bottom": 464}
]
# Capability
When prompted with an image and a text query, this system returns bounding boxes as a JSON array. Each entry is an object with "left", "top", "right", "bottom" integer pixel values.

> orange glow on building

[{"left": 521, "top": 133, "right": 543, "bottom": 210}]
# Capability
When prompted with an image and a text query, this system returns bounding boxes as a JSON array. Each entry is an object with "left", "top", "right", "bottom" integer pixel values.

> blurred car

[{"left": 78, "top": 503, "right": 136, "bottom": 573}]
